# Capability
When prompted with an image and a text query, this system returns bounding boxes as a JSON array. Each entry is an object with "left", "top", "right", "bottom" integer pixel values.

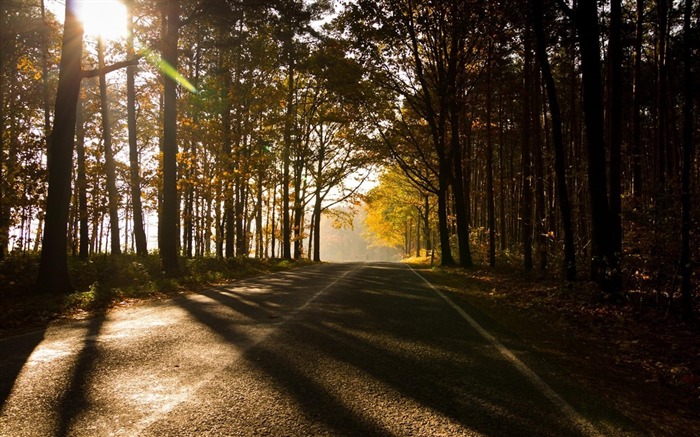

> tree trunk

[
  {"left": 436, "top": 168, "right": 455, "bottom": 267},
  {"left": 312, "top": 144, "right": 324, "bottom": 262},
  {"left": 532, "top": 0, "right": 576, "bottom": 280},
  {"left": 680, "top": 0, "right": 693, "bottom": 319},
  {"left": 451, "top": 97, "right": 472, "bottom": 267},
  {"left": 632, "top": 0, "right": 644, "bottom": 198},
  {"left": 97, "top": 37, "right": 121, "bottom": 255},
  {"left": 160, "top": 0, "right": 180, "bottom": 275},
  {"left": 0, "top": 0, "right": 5, "bottom": 260},
  {"left": 609, "top": 0, "right": 623, "bottom": 263},
  {"left": 522, "top": 23, "right": 534, "bottom": 272},
  {"left": 36, "top": 0, "right": 84, "bottom": 293},
  {"left": 282, "top": 35, "right": 294, "bottom": 260},
  {"left": 486, "top": 42, "right": 496, "bottom": 268},
  {"left": 656, "top": 0, "right": 668, "bottom": 187},
  {"left": 40, "top": 0, "right": 52, "bottom": 167},
  {"left": 575, "top": 0, "right": 619, "bottom": 293},
  {"left": 235, "top": 177, "right": 246, "bottom": 256},
  {"left": 292, "top": 155, "right": 305, "bottom": 260},
  {"left": 256, "top": 168, "right": 264, "bottom": 258},
  {"left": 76, "top": 91, "right": 89, "bottom": 259},
  {"left": 423, "top": 194, "right": 431, "bottom": 254},
  {"left": 126, "top": 0, "right": 147, "bottom": 256}
]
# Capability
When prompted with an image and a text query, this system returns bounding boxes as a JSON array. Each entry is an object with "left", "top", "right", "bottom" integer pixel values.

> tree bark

[
  {"left": 160, "top": 0, "right": 180, "bottom": 275},
  {"left": 126, "top": 0, "right": 148, "bottom": 256},
  {"left": 97, "top": 37, "right": 121, "bottom": 255},
  {"left": 680, "top": 0, "right": 693, "bottom": 319},
  {"left": 609, "top": 0, "right": 623, "bottom": 262},
  {"left": 451, "top": 100, "right": 471, "bottom": 267},
  {"left": 522, "top": 23, "right": 534, "bottom": 272},
  {"left": 0, "top": 0, "right": 7, "bottom": 260},
  {"left": 75, "top": 91, "right": 89, "bottom": 259},
  {"left": 656, "top": 0, "right": 668, "bottom": 187},
  {"left": 632, "top": 0, "right": 644, "bottom": 198},
  {"left": 36, "top": 0, "right": 84, "bottom": 293},
  {"left": 282, "top": 39, "right": 294, "bottom": 260},
  {"left": 532, "top": 0, "right": 576, "bottom": 281},
  {"left": 575, "top": 0, "right": 619, "bottom": 293},
  {"left": 486, "top": 41, "right": 496, "bottom": 268}
]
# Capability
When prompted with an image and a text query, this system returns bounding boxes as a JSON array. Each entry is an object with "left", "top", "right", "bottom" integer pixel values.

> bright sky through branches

[{"left": 74, "top": 0, "right": 128, "bottom": 40}]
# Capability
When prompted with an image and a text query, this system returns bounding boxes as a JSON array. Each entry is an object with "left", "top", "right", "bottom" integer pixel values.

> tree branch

[
  {"left": 82, "top": 56, "right": 143, "bottom": 78},
  {"left": 554, "top": 0, "right": 575, "bottom": 20},
  {"left": 179, "top": 0, "right": 214, "bottom": 29}
]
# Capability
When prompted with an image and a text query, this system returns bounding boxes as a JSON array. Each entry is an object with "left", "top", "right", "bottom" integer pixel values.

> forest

[{"left": 0, "top": 0, "right": 698, "bottom": 321}]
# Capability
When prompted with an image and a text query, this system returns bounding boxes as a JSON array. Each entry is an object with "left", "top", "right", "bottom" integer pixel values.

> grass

[{"left": 0, "top": 253, "right": 313, "bottom": 335}]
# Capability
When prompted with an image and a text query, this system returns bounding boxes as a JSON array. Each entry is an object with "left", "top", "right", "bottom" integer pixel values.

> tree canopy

[{"left": 0, "top": 0, "right": 697, "bottom": 317}]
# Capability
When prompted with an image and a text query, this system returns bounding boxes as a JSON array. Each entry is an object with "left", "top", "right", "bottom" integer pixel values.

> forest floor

[
  {"left": 411, "top": 259, "right": 700, "bottom": 437},
  {"left": 0, "top": 255, "right": 312, "bottom": 338}
]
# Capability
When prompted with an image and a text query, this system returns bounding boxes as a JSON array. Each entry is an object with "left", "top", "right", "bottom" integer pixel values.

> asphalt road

[{"left": 0, "top": 262, "right": 642, "bottom": 436}]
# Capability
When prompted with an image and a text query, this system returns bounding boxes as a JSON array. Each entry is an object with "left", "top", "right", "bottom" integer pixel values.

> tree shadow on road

[
  {"left": 175, "top": 262, "right": 640, "bottom": 436},
  {"left": 53, "top": 313, "right": 106, "bottom": 437},
  {"left": 174, "top": 263, "right": 388, "bottom": 435},
  {"left": 0, "top": 330, "right": 45, "bottom": 410}
]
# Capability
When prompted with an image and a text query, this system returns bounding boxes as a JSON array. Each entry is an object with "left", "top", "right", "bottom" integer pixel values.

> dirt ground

[{"left": 416, "top": 266, "right": 700, "bottom": 437}]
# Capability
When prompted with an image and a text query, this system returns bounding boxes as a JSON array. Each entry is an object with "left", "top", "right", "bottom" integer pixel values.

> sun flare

[{"left": 75, "top": 0, "right": 128, "bottom": 40}]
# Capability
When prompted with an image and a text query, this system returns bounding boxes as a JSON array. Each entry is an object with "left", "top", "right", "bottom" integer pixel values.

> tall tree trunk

[
  {"left": 575, "top": 0, "right": 619, "bottom": 293},
  {"left": 423, "top": 194, "right": 431, "bottom": 253},
  {"left": 36, "top": 0, "right": 84, "bottom": 293},
  {"left": 522, "top": 23, "right": 534, "bottom": 272},
  {"left": 97, "top": 37, "right": 121, "bottom": 255},
  {"left": 0, "top": 0, "right": 7, "bottom": 260},
  {"left": 312, "top": 144, "right": 325, "bottom": 262},
  {"left": 451, "top": 100, "right": 471, "bottom": 267},
  {"left": 609, "top": 0, "right": 623, "bottom": 263},
  {"left": 486, "top": 42, "right": 496, "bottom": 268},
  {"left": 76, "top": 91, "right": 89, "bottom": 259},
  {"left": 126, "top": 0, "right": 147, "bottom": 255},
  {"left": 219, "top": 44, "right": 235, "bottom": 258},
  {"left": 436, "top": 164, "right": 455, "bottom": 266},
  {"left": 256, "top": 168, "right": 264, "bottom": 258},
  {"left": 40, "top": 0, "right": 52, "bottom": 163},
  {"left": 656, "top": 0, "right": 668, "bottom": 187},
  {"left": 632, "top": 0, "right": 644, "bottom": 198},
  {"left": 293, "top": 155, "right": 305, "bottom": 259},
  {"left": 680, "top": 0, "right": 693, "bottom": 319},
  {"left": 282, "top": 41, "right": 294, "bottom": 260},
  {"left": 533, "top": 74, "right": 547, "bottom": 272},
  {"left": 498, "top": 96, "right": 507, "bottom": 251},
  {"left": 271, "top": 180, "right": 277, "bottom": 258},
  {"left": 532, "top": 0, "right": 576, "bottom": 280},
  {"left": 236, "top": 177, "right": 246, "bottom": 256},
  {"left": 160, "top": 0, "right": 180, "bottom": 275}
]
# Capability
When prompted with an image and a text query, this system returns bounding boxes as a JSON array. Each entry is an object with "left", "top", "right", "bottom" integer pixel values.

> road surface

[{"left": 1, "top": 262, "right": 641, "bottom": 436}]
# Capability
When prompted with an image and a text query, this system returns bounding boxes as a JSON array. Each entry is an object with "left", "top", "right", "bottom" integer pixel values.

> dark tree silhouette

[{"left": 36, "top": 1, "right": 84, "bottom": 294}]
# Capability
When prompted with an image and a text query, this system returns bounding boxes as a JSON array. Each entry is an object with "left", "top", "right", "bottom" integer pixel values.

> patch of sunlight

[{"left": 26, "top": 341, "right": 74, "bottom": 365}]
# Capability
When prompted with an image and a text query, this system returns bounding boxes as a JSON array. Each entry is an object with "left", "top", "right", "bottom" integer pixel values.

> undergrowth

[{"left": 0, "top": 253, "right": 312, "bottom": 334}]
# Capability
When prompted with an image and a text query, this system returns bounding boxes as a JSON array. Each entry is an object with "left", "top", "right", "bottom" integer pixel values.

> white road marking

[{"left": 406, "top": 265, "right": 604, "bottom": 437}]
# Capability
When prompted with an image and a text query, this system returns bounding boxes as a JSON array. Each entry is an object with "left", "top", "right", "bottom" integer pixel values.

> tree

[
  {"left": 36, "top": 0, "right": 84, "bottom": 293},
  {"left": 680, "top": 0, "right": 693, "bottom": 319},
  {"left": 521, "top": 22, "right": 534, "bottom": 272},
  {"left": 97, "top": 36, "right": 122, "bottom": 255},
  {"left": 36, "top": 0, "right": 141, "bottom": 293},
  {"left": 531, "top": 0, "right": 576, "bottom": 281},
  {"left": 126, "top": 0, "right": 148, "bottom": 256},
  {"left": 564, "top": 0, "right": 620, "bottom": 293},
  {"left": 160, "top": 0, "right": 180, "bottom": 275}
]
